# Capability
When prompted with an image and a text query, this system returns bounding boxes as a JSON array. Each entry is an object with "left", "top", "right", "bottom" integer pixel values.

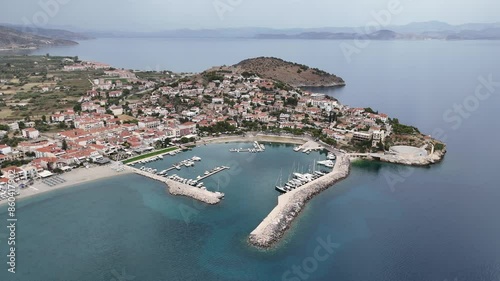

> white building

[{"left": 22, "top": 128, "right": 40, "bottom": 139}]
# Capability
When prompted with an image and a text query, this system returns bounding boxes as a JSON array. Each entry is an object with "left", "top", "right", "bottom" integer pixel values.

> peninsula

[
  {"left": 202, "top": 57, "right": 346, "bottom": 87},
  {"left": 0, "top": 55, "right": 445, "bottom": 247},
  {"left": 0, "top": 26, "right": 79, "bottom": 51}
]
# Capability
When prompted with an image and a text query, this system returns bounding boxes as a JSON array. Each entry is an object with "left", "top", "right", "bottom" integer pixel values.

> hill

[
  {"left": 202, "top": 57, "right": 345, "bottom": 87},
  {"left": 234, "top": 57, "right": 345, "bottom": 87},
  {"left": 0, "top": 26, "right": 78, "bottom": 50}
]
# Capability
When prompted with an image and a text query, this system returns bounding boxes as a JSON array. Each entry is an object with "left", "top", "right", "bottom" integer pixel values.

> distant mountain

[
  {"left": 256, "top": 30, "right": 430, "bottom": 40},
  {"left": 2, "top": 21, "right": 500, "bottom": 42},
  {"left": 83, "top": 21, "right": 500, "bottom": 41},
  {"left": 389, "top": 21, "right": 500, "bottom": 33},
  {"left": 0, "top": 26, "right": 78, "bottom": 50},
  {"left": 446, "top": 28, "right": 500, "bottom": 40},
  {"left": 255, "top": 23, "right": 500, "bottom": 41}
]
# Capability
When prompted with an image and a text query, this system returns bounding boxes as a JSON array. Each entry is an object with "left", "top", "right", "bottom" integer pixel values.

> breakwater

[
  {"left": 126, "top": 166, "right": 224, "bottom": 205},
  {"left": 248, "top": 155, "right": 351, "bottom": 248}
]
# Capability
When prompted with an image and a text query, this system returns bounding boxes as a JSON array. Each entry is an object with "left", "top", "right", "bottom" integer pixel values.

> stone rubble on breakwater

[
  {"left": 126, "top": 166, "right": 224, "bottom": 205},
  {"left": 166, "top": 179, "right": 224, "bottom": 205},
  {"left": 248, "top": 154, "right": 351, "bottom": 248}
]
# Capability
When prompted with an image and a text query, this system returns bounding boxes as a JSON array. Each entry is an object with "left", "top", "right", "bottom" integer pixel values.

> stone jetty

[
  {"left": 126, "top": 166, "right": 224, "bottom": 205},
  {"left": 166, "top": 178, "right": 224, "bottom": 205},
  {"left": 248, "top": 154, "right": 351, "bottom": 248}
]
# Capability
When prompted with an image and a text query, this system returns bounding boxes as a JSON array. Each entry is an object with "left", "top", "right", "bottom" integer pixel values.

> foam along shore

[
  {"left": 0, "top": 165, "right": 132, "bottom": 206},
  {"left": 248, "top": 154, "right": 351, "bottom": 248},
  {"left": 126, "top": 166, "right": 224, "bottom": 205}
]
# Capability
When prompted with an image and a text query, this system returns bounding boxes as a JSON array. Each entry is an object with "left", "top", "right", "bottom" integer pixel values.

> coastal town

[{"left": 0, "top": 56, "right": 445, "bottom": 203}]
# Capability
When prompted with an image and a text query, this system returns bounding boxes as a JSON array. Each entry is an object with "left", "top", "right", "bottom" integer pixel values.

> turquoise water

[{"left": 0, "top": 39, "right": 499, "bottom": 280}]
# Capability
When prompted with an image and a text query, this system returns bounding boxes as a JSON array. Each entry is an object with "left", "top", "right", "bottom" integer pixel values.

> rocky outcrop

[
  {"left": 248, "top": 155, "right": 351, "bottom": 248},
  {"left": 376, "top": 149, "right": 447, "bottom": 166}
]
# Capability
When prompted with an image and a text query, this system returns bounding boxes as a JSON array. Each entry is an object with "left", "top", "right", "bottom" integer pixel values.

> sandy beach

[
  {"left": 0, "top": 165, "right": 132, "bottom": 206},
  {"left": 201, "top": 133, "right": 311, "bottom": 145}
]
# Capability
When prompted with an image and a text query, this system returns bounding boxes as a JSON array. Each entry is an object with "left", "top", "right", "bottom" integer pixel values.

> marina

[
  {"left": 139, "top": 156, "right": 203, "bottom": 175},
  {"left": 275, "top": 171, "right": 328, "bottom": 193},
  {"left": 132, "top": 153, "right": 230, "bottom": 195},
  {"left": 249, "top": 154, "right": 351, "bottom": 248}
]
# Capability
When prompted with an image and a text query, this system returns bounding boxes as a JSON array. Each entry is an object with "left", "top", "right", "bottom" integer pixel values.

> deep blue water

[{"left": 0, "top": 38, "right": 499, "bottom": 280}]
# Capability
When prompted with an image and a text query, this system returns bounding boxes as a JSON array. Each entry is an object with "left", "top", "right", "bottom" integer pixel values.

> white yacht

[
  {"left": 317, "top": 160, "right": 335, "bottom": 168},
  {"left": 327, "top": 153, "right": 336, "bottom": 160}
]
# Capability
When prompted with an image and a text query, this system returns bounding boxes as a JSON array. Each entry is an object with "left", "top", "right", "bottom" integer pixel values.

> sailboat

[{"left": 275, "top": 168, "right": 287, "bottom": 193}]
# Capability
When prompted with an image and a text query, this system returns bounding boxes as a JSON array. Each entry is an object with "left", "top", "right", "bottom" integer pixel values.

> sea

[{"left": 1, "top": 38, "right": 499, "bottom": 281}]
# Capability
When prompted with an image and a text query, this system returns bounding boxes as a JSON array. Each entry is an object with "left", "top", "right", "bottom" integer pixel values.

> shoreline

[
  {"left": 0, "top": 165, "right": 132, "bottom": 207},
  {"left": 200, "top": 133, "right": 311, "bottom": 146},
  {"left": 2, "top": 134, "right": 445, "bottom": 248},
  {"left": 248, "top": 154, "right": 351, "bottom": 249}
]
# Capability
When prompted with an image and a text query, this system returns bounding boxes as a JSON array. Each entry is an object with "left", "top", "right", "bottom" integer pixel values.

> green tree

[
  {"left": 73, "top": 103, "right": 82, "bottom": 112},
  {"left": 62, "top": 139, "right": 68, "bottom": 151}
]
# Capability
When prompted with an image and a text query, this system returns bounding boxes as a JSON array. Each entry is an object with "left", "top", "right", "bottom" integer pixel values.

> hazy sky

[{"left": 2, "top": 0, "right": 498, "bottom": 31}]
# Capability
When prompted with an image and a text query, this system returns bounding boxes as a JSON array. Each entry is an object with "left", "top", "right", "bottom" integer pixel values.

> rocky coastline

[
  {"left": 379, "top": 149, "right": 447, "bottom": 166},
  {"left": 355, "top": 149, "right": 447, "bottom": 167}
]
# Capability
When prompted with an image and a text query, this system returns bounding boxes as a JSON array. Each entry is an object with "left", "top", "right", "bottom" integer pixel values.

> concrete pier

[
  {"left": 196, "top": 166, "right": 230, "bottom": 181},
  {"left": 126, "top": 166, "right": 224, "bottom": 205},
  {"left": 248, "top": 154, "right": 351, "bottom": 248}
]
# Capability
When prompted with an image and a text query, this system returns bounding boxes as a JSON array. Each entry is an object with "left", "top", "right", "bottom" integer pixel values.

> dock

[
  {"left": 196, "top": 166, "right": 230, "bottom": 181},
  {"left": 126, "top": 166, "right": 224, "bottom": 205},
  {"left": 141, "top": 157, "right": 201, "bottom": 174}
]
